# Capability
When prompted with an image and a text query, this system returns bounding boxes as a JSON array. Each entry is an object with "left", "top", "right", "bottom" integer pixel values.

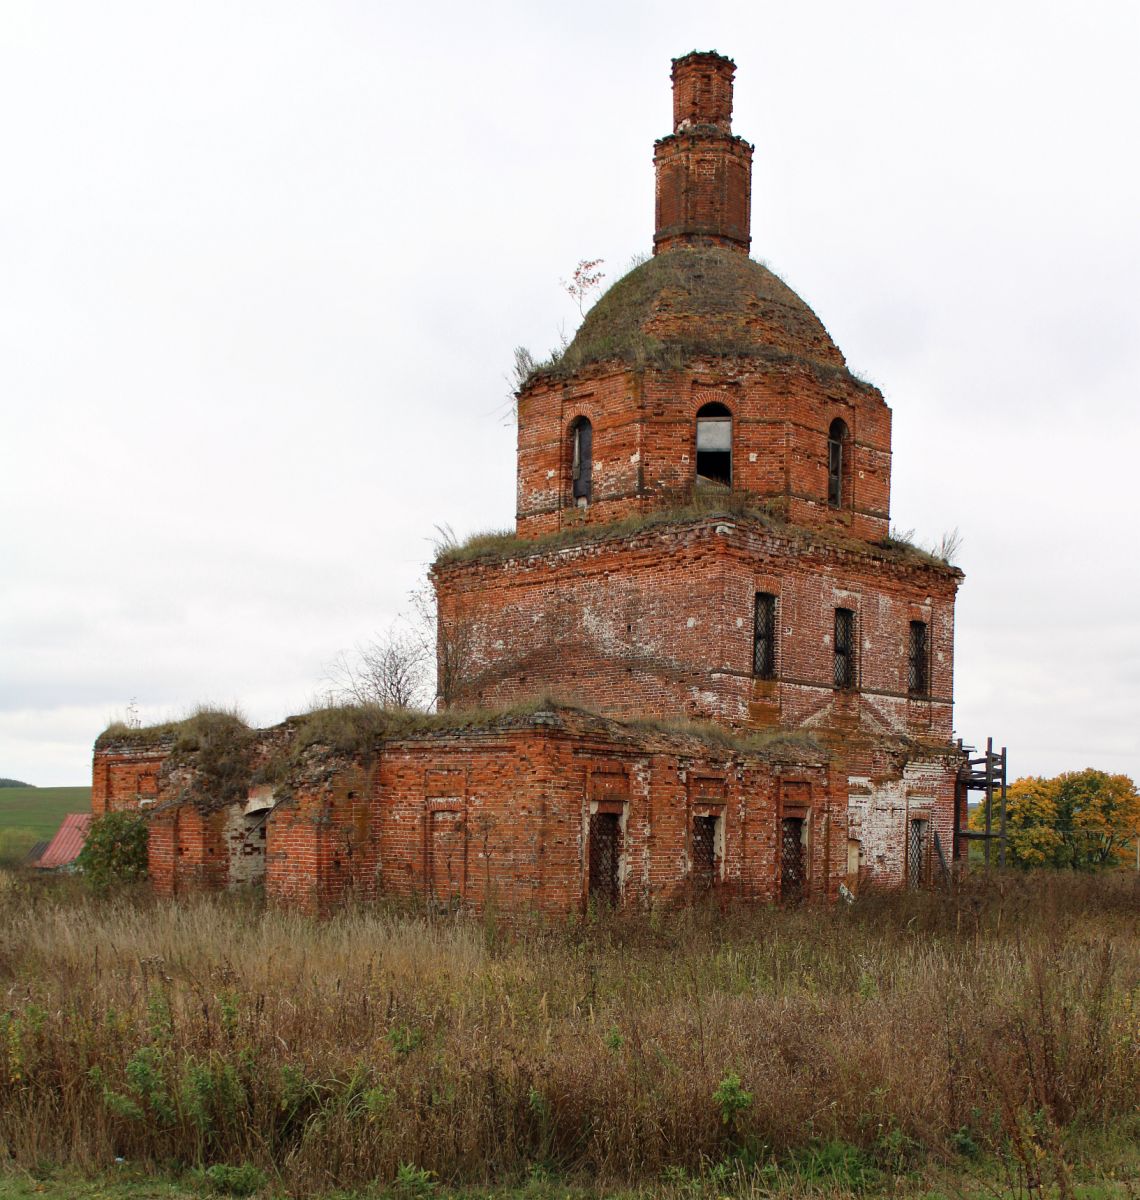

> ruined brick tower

[
  {"left": 434, "top": 51, "right": 964, "bottom": 885},
  {"left": 94, "top": 53, "right": 966, "bottom": 910}
]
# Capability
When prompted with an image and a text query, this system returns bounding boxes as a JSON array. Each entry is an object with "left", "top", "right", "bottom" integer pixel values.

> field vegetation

[
  {"left": 0, "top": 871, "right": 1136, "bottom": 1199},
  {"left": 0, "top": 786, "right": 91, "bottom": 866}
]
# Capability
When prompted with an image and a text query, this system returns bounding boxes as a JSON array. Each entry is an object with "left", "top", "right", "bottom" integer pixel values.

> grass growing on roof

[
  {"left": 434, "top": 492, "right": 955, "bottom": 571},
  {"left": 96, "top": 705, "right": 252, "bottom": 750},
  {"left": 521, "top": 246, "right": 860, "bottom": 385}
]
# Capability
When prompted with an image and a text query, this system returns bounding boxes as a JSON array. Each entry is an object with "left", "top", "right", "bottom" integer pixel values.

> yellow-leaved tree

[{"left": 971, "top": 769, "right": 1139, "bottom": 868}]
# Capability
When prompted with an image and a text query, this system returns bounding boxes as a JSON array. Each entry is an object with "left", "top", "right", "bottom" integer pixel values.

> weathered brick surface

[
  {"left": 655, "top": 53, "right": 753, "bottom": 254},
  {"left": 436, "top": 516, "right": 959, "bottom": 735},
  {"left": 264, "top": 763, "right": 376, "bottom": 914},
  {"left": 94, "top": 712, "right": 853, "bottom": 913},
  {"left": 516, "top": 359, "right": 891, "bottom": 540},
  {"left": 92, "top": 747, "right": 167, "bottom": 815}
]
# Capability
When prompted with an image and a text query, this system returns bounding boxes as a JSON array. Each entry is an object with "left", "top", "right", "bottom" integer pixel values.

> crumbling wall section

[
  {"left": 91, "top": 741, "right": 171, "bottom": 815},
  {"left": 846, "top": 749, "right": 959, "bottom": 890},
  {"left": 90, "top": 709, "right": 886, "bottom": 912},
  {"left": 265, "top": 760, "right": 376, "bottom": 915},
  {"left": 435, "top": 518, "right": 959, "bottom": 741},
  {"left": 147, "top": 800, "right": 234, "bottom": 896}
]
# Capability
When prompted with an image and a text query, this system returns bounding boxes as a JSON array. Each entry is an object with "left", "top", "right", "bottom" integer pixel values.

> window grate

[
  {"left": 834, "top": 608, "right": 855, "bottom": 689},
  {"left": 692, "top": 815, "right": 717, "bottom": 890},
  {"left": 588, "top": 812, "right": 621, "bottom": 905},
  {"left": 780, "top": 816, "right": 805, "bottom": 901},
  {"left": 753, "top": 592, "right": 777, "bottom": 679},
  {"left": 908, "top": 818, "right": 928, "bottom": 889},
  {"left": 908, "top": 620, "right": 928, "bottom": 695}
]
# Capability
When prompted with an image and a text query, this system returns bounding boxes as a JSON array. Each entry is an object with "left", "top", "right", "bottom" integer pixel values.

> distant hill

[
  {"left": 0, "top": 787, "right": 91, "bottom": 837},
  {"left": 0, "top": 778, "right": 33, "bottom": 788}
]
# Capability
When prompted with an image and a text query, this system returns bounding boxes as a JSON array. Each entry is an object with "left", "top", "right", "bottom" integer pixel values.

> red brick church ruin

[{"left": 94, "top": 52, "right": 970, "bottom": 914}]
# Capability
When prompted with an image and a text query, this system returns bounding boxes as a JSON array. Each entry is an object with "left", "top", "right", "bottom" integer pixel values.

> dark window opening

[
  {"left": 908, "top": 818, "right": 928, "bottom": 889},
  {"left": 908, "top": 620, "right": 929, "bottom": 695},
  {"left": 588, "top": 811, "right": 621, "bottom": 906},
  {"left": 753, "top": 592, "right": 777, "bottom": 679},
  {"left": 692, "top": 815, "right": 718, "bottom": 891},
  {"left": 696, "top": 402, "right": 732, "bottom": 488},
  {"left": 827, "top": 418, "right": 849, "bottom": 508},
  {"left": 780, "top": 816, "right": 805, "bottom": 902},
  {"left": 834, "top": 607, "right": 856, "bottom": 689},
  {"left": 570, "top": 417, "right": 592, "bottom": 503}
]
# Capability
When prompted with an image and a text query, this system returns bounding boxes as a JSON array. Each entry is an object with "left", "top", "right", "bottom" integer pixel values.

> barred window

[
  {"left": 908, "top": 817, "right": 929, "bottom": 889},
  {"left": 753, "top": 592, "right": 777, "bottom": 679},
  {"left": 834, "top": 607, "right": 855, "bottom": 688},
  {"left": 908, "top": 620, "right": 929, "bottom": 695}
]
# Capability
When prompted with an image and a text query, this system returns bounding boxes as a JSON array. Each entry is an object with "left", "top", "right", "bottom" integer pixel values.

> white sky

[{"left": 2, "top": 0, "right": 1138, "bottom": 786}]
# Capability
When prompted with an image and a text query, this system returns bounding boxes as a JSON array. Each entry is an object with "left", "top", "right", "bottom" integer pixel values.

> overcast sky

[{"left": 3, "top": 0, "right": 1138, "bottom": 787}]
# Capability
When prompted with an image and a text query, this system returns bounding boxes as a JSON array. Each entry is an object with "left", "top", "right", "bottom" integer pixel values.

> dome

[{"left": 559, "top": 246, "right": 846, "bottom": 375}]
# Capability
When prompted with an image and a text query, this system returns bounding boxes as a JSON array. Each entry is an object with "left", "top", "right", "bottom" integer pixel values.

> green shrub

[
  {"left": 76, "top": 811, "right": 149, "bottom": 889},
  {"left": 713, "top": 1071, "right": 753, "bottom": 1129},
  {"left": 391, "top": 1162, "right": 436, "bottom": 1198},
  {"left": 201, "top": 1162, "right": 267, "bottom": 1196}
]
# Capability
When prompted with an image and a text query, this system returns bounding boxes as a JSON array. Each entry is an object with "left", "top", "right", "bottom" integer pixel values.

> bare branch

[{"left": 325, "top": 622, "right": 431, "bottom": 711}]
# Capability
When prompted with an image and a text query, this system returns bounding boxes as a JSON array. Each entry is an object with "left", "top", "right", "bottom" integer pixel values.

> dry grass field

[{"left": 0, "top": 871, "right": 1136, "bottom": 1199}]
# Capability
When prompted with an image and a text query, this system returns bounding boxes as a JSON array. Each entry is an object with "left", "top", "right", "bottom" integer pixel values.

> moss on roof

[
  {"left": 433, "top": 495, "right": 960, "bottom": 576},
  {"left": 271, "top": 698, "right": 831, "bottom": 768},
  {"left": 528, "top": 246, "right": 849, "bottom": 382}
]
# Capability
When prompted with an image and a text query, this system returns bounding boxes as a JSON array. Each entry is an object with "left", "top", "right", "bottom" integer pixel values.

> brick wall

[
  {"left": 516, "top": 359, "right": 891, "bottom": 541},
  {"left": 654, "top": 51, "right": 752, "bottom": 254},
  {"left": 265, "top": 763, "right": 377, "bottom": 915},
  {"left": 435, "top": 515, "right": 960, "bottom": 739},
  {"left": 148, "top": 803, "right": 233, "bottom": 896},
  {"left": 94, "top": 710, "right": 854, "bottom": 914},
  {"left": 370, "top": 721, "right": 845, "bottom": 913},
  {"left": 91, "top": 743, "right": 170, "bottom": 815}
]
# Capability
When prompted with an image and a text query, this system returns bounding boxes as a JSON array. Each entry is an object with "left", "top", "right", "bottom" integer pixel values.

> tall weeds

[{"left": 0, "top": 872, "right": 1136, "bottom": 1193}]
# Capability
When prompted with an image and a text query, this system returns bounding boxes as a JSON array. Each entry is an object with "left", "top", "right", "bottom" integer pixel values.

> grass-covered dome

[{"left": 547, "top": 246, "right": 847, "bottom": 378}]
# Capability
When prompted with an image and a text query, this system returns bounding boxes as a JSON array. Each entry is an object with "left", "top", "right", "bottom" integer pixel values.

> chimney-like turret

[{"left": 654, "top": 51, "right": 753, "bottom": 255}]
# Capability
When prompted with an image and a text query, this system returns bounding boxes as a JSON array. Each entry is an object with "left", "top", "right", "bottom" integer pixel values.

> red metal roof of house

[{"left": 36, "top": 812, "right": 92, "bottom": 870}]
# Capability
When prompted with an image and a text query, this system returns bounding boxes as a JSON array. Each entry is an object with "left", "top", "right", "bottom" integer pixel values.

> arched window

[
  {"left": 569, "top": 417, "right": 592, "bottom": 504},
  {"left": 827, "top": 418, "right": 849, "bottom": 508},
  {"left": 696, "top": 402, "right": 732, "bottom": 488}
]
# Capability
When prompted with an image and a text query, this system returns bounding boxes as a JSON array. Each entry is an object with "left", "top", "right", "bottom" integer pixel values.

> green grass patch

[{"left": 0, "top": 786, "right": 90, "bottom": 837}]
